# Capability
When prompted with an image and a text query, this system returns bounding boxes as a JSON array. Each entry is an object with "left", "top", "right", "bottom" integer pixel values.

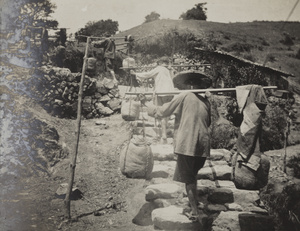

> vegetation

[
  {"left": 144, "top": 11, "right": 160, "bottom": 23},
  {"left": 261, "top": 183, "right": 300, "bottom": 231},
  {"left": 75, "top": 19, "right": 119, "bottom": 42},
  {"left": 180, "top": 3, "right": 207, "bottom": 21}
]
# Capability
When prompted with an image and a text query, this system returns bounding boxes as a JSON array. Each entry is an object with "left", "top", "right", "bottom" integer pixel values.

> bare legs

[
  {"left": 160, "top": 117, "right": 168, "bottom": 143},
  {"left": 185, "top": 182, "right": 199, "bottom": 216}
]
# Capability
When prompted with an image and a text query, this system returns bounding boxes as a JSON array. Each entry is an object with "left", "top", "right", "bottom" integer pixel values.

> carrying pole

[
  {"left": 64, "top": 37, "right": 90, "bottom": 220},
  {"left": 124, "top": 86, "right": 277, "bottom": 96}
]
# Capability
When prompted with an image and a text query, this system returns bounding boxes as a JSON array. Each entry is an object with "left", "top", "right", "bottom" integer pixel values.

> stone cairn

[
  {"left": 128, "top": 104, "right": 275, "bottom": 231},
  {"left": 36, "top": 66, "right": 122, "bottom": 118}
]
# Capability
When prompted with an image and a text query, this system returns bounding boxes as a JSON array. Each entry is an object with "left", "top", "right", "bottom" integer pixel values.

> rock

[
  {"left": 82, "top": 96, "right": 93, "bottom": 112},
  {"left": 145, "top": 183, "right": 182, "bottom": 201},
  {"left": 225, "top": 203, "right": 243, "bottom": 211},
  {"left": 211, "top": 211, "right": 241, "bottom": 231},
  {"left": 232, "top": 189, "right": 260, "bottom": 205},
  {"left": 96, "top": 80, "right": 108, "bottom": 94},
  {"left": 238, "top": 213, "right": 275, "bottom": 231},
  {"left": 206, "top": 204, "right": 228, "bottom": 213},
  {"left": 151, "top": 165, "right": 170, "bottom": 178},
  {"left": 103, "top": 78, "right": 116, "bottom": 89},
  {"left": 107, "top": 98, "right": 121, "bottom": 111},
  {"left": 95, "top": 102, "right": 114, "bottom": 116},
  {"left": 150, "top": 177, "right": 175, "bottom": 185},
  {"left": 132, "top": 202, "right": 157, "bottom": 226},
  {"left": 151, "top": 144, "right": 175, "bottom": 161},
  {"left": 152, "top": 205, "right": 202, "bottom": 231},
  {"left": 207, "top": 188, "right": 234, "bottom": 204},
  {"left": 95, "top": 120, "right": 106, "bottom": 125},
  {"left": 99, "top": 95, "right": 111, "bottom": 102},
  {"left": 55, "top": 183, "right": 82, "bottom": 200},
  {"left": 210, "top": 149, "right": 227, "bottom": 161}
]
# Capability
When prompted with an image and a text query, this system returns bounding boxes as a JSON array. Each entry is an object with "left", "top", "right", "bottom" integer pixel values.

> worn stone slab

[
  {"left": 151, "top": 164, "right": 170, "bottom": 178},
  {"left": 198, "top": 179, "right": 236, "bottom": 189},
  {"left": 232, "top": 189, "right": 260, "bottom": 205},
  {"left": 151, "top": 144, "right": 175, "bottom": 161},
  {"left": 206, "top": 204, "right": 228, "bottom": 213},
  {"left": 152, "top": 205, "right": 202, "bottom": 231},
  {"left": 197, "top": 165, "right": 232, "bottom": 181},
  {"left": 145, "top": 183, "right": 183, "bottom": 201},
  {"left": 225, "top": 203, "right": 243, "bottom": 211},
  {"left": 207, "top": 188, "right": 234, "bottom": 204},
  {"left": 210, "top": 149, "right": 225, "bottom": 161},
  {"left": 211, "top": 211, "right": 242, "bottom": 231},
  {"left": 150, "top": 177, "right": 173, "bottom": 185}
]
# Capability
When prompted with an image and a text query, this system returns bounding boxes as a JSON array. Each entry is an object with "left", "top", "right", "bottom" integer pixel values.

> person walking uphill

[
  {"left": 131, "top": 57, "right": 175, "bottom": 144},
  {"left": 91, "top": 33, "right": 117, "bottom": 82},
  {"left": 147, "top": 88, "right": 211, "bottom": 224}
]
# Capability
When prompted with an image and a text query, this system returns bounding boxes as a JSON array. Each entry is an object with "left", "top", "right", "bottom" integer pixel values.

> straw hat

[{"left": 173, "top": 71, "right": 212, "bottom": 90}]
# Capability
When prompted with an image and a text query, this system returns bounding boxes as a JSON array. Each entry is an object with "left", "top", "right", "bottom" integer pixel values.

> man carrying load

[{"left": 130, "top": 57, "right": 175, "bottom": 144}]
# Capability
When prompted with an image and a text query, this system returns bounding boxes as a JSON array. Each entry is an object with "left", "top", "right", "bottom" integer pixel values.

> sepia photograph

[{"left": 1, "top": 0, "right": 300, "bottom": 230}]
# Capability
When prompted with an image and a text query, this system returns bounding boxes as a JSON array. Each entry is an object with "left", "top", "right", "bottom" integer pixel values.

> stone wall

[{"left": 36, "top": 66, "right": 122, "bottom": 119}]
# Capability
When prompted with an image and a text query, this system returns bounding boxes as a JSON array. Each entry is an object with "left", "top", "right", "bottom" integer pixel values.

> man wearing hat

[
  {"left": 147, "top": 74, "right": 212, "bottom": 224},
  {"left": 131, "top": 57, "right": 175, "bottom": 144}
]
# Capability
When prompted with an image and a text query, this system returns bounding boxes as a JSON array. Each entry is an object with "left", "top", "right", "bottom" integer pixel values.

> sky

[{"left": 50, "top": 0, "right": 300, "bottom": 34}]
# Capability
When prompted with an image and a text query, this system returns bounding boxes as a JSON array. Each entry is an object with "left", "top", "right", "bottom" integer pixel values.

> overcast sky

[{"left": 50, "top": 0, "right": 300, "bottom": 34}]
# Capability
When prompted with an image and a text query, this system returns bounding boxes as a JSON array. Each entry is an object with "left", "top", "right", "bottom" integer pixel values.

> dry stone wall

[{"left": 36, "top": 66, "right": 122, "bottom": 119}]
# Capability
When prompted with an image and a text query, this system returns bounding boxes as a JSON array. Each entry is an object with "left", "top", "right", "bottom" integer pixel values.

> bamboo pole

[
  {"left": 64, "top": 37, "right": 90, "bottom": 220},
  {"left": 120, "top": 64, "right": 211, "bottom": 70},
  {"left": 124, "top": 86, "right": 277, "bottom": 96}
]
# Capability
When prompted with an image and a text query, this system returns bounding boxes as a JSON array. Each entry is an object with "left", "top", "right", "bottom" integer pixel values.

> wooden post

[{"left": 64, "top": 37, "right": 90, "bottom": 220}]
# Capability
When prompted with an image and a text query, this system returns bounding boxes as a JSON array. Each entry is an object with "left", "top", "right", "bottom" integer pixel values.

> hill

[{"left": 117, "top": 19, "right": 300, "bottom": 84}]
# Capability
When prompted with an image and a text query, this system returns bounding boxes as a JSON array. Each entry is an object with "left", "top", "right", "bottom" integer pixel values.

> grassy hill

[{"left": 117, "top": 19, "right": 300, "bottom": 85}]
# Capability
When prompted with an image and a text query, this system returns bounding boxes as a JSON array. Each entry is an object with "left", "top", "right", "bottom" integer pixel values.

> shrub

[
  {"left": 296, "top": 48, "right": 300, "bottom": 59},
  {"left": 261, "top": 183, "right": 300, "bottom": 231},
  {"left": 280, "top": 32, "right": 294, "bottom": 46},
  {"left": 287, "top": 154, "right": 300, "bottom": 178}
]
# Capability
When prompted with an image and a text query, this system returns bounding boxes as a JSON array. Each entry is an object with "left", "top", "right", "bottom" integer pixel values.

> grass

[{"left": 117, "top": 19, "right": 300, "bottom": 85}]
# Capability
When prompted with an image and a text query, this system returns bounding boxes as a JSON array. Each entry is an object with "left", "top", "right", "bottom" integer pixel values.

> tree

[
  {"left": 180, "top": 3, "right": 207, "bottom": 20},
  {"left": 75, "top": 19, "right": 119, "bottom": 39},
  {"left": 144, "top": 11, "right": 160, "bottom": 23}
]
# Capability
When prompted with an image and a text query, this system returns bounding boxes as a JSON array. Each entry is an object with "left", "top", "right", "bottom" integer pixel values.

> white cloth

[{"left": 136, "top": 66, "right": 174, "bottom": 93}]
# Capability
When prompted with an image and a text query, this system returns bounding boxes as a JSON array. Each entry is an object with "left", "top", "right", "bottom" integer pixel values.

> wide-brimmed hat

[{"left": 173, "top": 71, "right": 212, "bottom": 90}]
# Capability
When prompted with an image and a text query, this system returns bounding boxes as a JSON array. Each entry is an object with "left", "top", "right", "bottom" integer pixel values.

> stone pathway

[{"left": 130, "top": 113, "right": 275, "bottom": 231}]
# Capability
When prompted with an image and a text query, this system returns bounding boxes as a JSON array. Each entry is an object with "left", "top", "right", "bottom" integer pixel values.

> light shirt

[{"left": 136, "top": 66, "right": 174, "bottom": 93}]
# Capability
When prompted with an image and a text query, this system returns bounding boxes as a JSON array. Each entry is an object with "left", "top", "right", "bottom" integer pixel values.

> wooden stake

[{"left": 64, "top": 37, "right": 90, "bottom": 220}]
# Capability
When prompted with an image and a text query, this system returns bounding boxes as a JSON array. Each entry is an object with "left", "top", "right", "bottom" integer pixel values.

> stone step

[
  {"left": 152, "top": 205, "right": 203, "bottom": 231},
  {"left": 151, "top": 144, "right": 175, "bottom": 161},
  {"left": 145, "top": 183, "right": 183, "bottom": 201},
  {"left": 151, "top": 164, "right": 170, "bottom": 178},
  {"left": 210, "top": 149, "right": 232, "bottom": 162},
  {"left": 197, "top": 165, "right": 232, "bottom": 181}
]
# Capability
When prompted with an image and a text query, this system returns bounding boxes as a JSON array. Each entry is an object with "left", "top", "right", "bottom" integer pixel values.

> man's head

[{"left": 157, "top": 57, "right": 170, "bottom": 66}]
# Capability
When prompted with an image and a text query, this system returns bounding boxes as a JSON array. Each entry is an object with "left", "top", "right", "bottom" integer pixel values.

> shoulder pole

[
  {"left": 64, "top": 37, "right": 90, "bottom": 220},
  {"left": 124, "top": 86, "right": 278, "bottom": 96}
]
